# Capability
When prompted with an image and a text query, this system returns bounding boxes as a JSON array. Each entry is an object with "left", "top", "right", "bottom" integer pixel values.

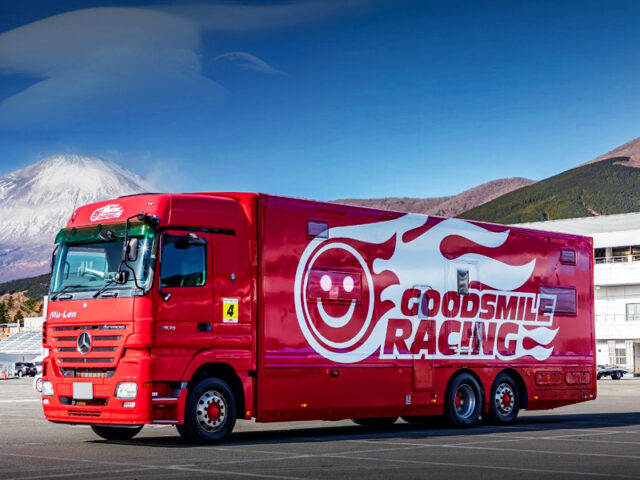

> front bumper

[{"left": 42, "top": 349, "right": 155, "bottom": 425}]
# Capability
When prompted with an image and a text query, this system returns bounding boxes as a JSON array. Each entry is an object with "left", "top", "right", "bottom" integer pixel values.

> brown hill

[
  {"left": 586, "top": 136, "right": 640, "bottom": 168},
  {"left": 335, "top": 177, "right": 534, "bottom": 216}
]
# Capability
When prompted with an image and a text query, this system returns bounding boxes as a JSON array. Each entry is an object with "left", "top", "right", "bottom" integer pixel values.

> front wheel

[
  {"left": 482, "top": 373, "right": 520, "bottom": 425},
  {"left": 613, "top": 371, "right": 623, "bottom": 380},
  {"left": 91, "top": 425, "right": 143, "bottom": 441},
  {"left": 352, "top": 417, "right": 398, "bottom": 427},
  {"left": 177, "top": 378, "right": 237, "bottom": 444},
  {"left": 18, "top": 370, "right": 23, "bottom": 377},
  {"left": 444, "top": 373, "right": 483, "bottom": 428}
]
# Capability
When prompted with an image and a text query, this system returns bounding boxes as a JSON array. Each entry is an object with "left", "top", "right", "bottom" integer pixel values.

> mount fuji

[{"left": 0, "top": 155, "right": 156, "bottom": 282}]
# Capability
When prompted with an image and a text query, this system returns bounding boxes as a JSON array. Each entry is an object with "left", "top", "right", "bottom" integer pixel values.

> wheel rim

[
  {"left": 494, "top": 382, "right": 515, "bottom": 416},
  {"left": 196, "top": 390, "right": 227, "bottom": 432},
  {"left": 453, "top": 383, "right": 476, "bottom": 419}
]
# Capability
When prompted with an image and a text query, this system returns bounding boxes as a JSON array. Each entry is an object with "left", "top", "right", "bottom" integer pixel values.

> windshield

[{"left": 50, "top": 224, "right": 154, "bottom": 298}]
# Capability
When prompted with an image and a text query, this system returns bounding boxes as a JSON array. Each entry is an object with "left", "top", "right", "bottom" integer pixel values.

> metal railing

[
  {"left": 595, "top": 255, "right": 640, "bottom": 264},
  {"left": 595, "top": 314, "right": 636, "bottom": 323}
]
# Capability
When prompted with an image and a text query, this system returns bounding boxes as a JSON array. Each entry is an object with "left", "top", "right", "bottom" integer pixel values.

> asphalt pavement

[{"left": 1, "top": 377, "right": 639, "bottom": 480}]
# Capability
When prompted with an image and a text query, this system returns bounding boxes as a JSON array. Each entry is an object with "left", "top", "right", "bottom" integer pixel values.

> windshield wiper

[
  {"left": 92, "top": 279, "right": 119, "bottom": 298},
  {"left": 51, "top": 284, "right": 85, "bottom": 301}
]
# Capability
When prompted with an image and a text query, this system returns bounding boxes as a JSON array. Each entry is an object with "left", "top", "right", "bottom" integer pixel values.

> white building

[{"left": 517, "top": 212, "right": 640, "bottom": 376}]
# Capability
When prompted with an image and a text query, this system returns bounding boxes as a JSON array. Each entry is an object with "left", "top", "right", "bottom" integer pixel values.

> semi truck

[{"left": 42, "top": 192, "right": 596, "bottom": 443}]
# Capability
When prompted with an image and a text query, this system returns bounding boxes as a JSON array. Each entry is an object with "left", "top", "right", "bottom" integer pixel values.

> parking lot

[{"left": 0, "top": 377, "right": 639, "bottom": 480}]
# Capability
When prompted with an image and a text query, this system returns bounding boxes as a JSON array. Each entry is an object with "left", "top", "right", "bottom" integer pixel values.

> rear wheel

[
  {"left": 91, "top": 425, "right": 143, "bottom": 441},
  {"left": 444, "top": 373, "right": 482, "bottom": 428},
  {"left": 482, "top": 373, "right": 520, "bottom": 425},
  {"left": 18, "top": 370, "right": 23, "bottom": 377},
  {"left": 613, "top": 371, "right": 623, "bottom": 380},
  {"left": 35, "top": 377, "right": 42, "bottom": 392},
  {"left": 352, "top": 417, "right": 398, "bottom": 427},
  {"left": 177, "top": 378, "right": 237, "bottom": 444}
]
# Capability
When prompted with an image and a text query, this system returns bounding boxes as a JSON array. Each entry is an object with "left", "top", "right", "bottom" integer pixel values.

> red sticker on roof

[{"left": 90, "top": 204, "right": 124, "bottom": 222}]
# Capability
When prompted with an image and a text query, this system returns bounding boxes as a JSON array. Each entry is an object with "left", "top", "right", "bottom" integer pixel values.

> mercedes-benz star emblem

[{"left": 77, "top": 332, "right": 92, "bottom": 354}]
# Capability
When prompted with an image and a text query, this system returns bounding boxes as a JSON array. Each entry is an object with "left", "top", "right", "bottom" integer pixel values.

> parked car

[
  {"left": 597, "top": 364, "right": 628, "bottom": 380},
  {"left": 31, "top": 353, "right": 46, "bottom": 392},
  {"left": 14, "top": 362, "right": 37, "bottom": 377},
  {"left": 33, "top": 373, "right": 42, "bottom": 392}
]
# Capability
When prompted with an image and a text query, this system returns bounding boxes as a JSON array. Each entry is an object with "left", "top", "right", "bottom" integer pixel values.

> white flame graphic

[{"left": 294, "top": 214, "right": 557, "bottom": 363}]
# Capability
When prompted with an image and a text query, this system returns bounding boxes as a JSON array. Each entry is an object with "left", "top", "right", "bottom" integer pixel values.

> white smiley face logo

[
  {"left": 316, "top": 273, "right": 357, "bottom": 328},
  {"left": 300, "top": 242, "right": 374, "bottom": 350}
]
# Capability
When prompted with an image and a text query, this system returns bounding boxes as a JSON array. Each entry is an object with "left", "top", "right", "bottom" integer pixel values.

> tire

[
  {"left": 35, "top": 377, "right": 42, "bottom": 392},
  {"left": 444, "top": 373, "right": 482, "bottom": 428},
  {"left": 18, "top": 370, "right": 23, "bottom": 377},
  {"left": 401, "top": 416, "right": 431, "bottom": 424},
  {"left": 91, "top": 425, "right": 143, "bottom": 441},
  {"left": 613, "top": 371, "right": 623, "bottom": 380},
  {"left": 482, "top": 373, "right": 520, "bottom": 425},
  {"left": 352, "top": 417, "right": 398, "bottom": 427},
  {"left": 177, "top": 378, "right": 237, "bottom": 444},
  {"left": 597, "top": 374, "right": 602, "bottom": 380}
]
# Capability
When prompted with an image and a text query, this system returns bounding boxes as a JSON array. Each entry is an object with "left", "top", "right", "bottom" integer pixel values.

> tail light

[{"left": 42, "top": 320, "right": 47, "bottom": 346}]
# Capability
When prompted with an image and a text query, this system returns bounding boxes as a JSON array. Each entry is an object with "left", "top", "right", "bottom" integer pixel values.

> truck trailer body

[{"left": 42, "top": 193, "right": 596, "bottom": 442}]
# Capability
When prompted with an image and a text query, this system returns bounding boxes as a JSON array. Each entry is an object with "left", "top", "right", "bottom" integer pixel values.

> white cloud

[
  {"left": 0, "top": 7, "right": 220, "bottom": 129},
  {"left": 162, "top": 2, "right": 353, "bottom": 31},
  {"left": 0, "top": 2, "right": 370, "bottom": 131},
  {"left": 215, "top": 51, "right": 287, "bottom": 76}
]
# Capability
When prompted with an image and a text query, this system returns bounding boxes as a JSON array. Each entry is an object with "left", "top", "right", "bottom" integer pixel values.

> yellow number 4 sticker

[{"left": 222, "top": 298, "right": 239, "bottom": 323}]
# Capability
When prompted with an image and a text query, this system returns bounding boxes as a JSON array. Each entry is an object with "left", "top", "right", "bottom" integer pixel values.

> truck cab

[{"left": 43, "top": 193, "right": 256, "bottom": 442}]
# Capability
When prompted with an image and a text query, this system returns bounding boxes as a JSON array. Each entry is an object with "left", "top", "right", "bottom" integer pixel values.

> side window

[{"left": 160, "top": 234, "right": 207, "bottom": 287}]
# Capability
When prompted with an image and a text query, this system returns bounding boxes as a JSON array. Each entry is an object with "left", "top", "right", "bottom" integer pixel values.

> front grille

[
  {"left": 60, "top": 367, "right": 116, "bottom": 378},
  {"left": 59, "top": 358, "right": 114, "bottom": 364},
  {"left": 68, "top": 409, "right": 101, "bottom": 418},
  {"left": 53, "top": 325, "right": 126, "bottom": 331},
  {"left": 50, "top": 324, "right": 129, "bottom": 370},
  {"left": 57, "top": 346, "right": 118, "bottom": 353},
  {"left": 61, "top": 397, "right": 108, "bottom": 406}
]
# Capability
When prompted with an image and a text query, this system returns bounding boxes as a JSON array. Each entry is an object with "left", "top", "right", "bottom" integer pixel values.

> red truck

[{"left": 42, "top": 193, "right": 596, "bottom": 443}]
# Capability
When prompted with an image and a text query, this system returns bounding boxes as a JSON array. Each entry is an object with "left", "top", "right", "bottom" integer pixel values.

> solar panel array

[{"left": 0, "top": 332, "right": 42, "bottom": 354}]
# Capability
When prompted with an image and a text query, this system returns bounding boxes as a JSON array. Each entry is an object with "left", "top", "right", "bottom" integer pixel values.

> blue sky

[{"left": 0, "top": 0, "right": 640, "bottom": 200}]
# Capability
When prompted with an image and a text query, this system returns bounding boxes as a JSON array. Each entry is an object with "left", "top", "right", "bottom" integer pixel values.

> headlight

[
  {"left": 42, "top": 381, "right": 54, "bottom": 396},
  {"left": 115, "top": 382, "right": 137, "bottom": 399}
]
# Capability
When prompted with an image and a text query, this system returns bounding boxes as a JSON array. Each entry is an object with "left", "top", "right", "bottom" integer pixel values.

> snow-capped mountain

[{"left": 0, "top": 155, "right": 156, "bottom": 282}]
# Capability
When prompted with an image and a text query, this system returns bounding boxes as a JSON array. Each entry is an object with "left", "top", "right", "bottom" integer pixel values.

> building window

[
  {"left": 626, "top": 303, "right": 640, "bottom": 322},
  {"left": 594, "top": 248, "right": 606, "bottom": 264},
  {"left": 615, "top": 348, "right": 627, "bottom": 366}
]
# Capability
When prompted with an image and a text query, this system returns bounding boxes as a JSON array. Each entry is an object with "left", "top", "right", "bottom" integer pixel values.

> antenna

[{"left": 70, "top": 191, "right": 80, "bottom": 223}]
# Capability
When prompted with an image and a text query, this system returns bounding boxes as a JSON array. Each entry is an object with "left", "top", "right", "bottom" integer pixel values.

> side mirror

[
  {"left": 115, "top": 270, "right": 129, "bottom": 284},
  {"left": 126, "top": 238, "right": 139, "bottom": 262}
]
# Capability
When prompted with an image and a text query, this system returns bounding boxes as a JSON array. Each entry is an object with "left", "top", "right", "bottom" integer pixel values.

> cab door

[{"left": 153, "top": 230, "right": 215, "bottom": 352}]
